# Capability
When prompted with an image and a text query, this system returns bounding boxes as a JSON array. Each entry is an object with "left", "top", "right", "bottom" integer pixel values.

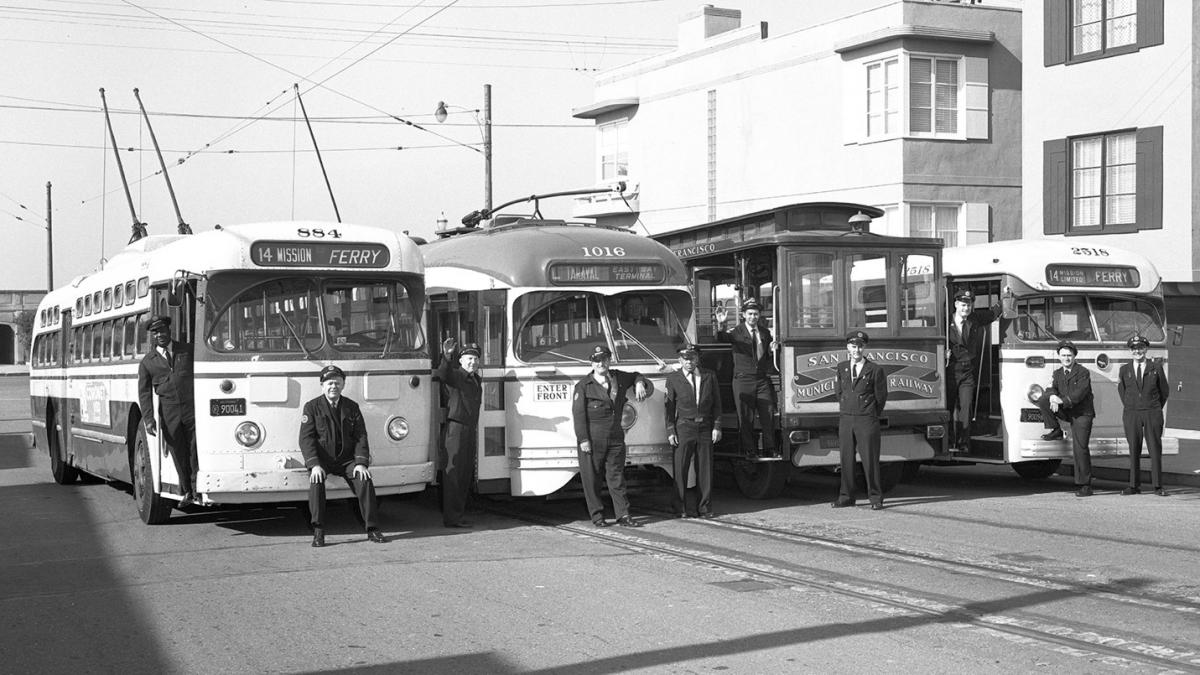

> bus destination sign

[
  {"left": 250, "top": 241, "right": 391, "bottom": 268},
  {"left": 549, "top": 262, "right": 666, "bottom": 285},
  {"left": 1045, "top": 264, "right": 1139, "bottom": 288}
]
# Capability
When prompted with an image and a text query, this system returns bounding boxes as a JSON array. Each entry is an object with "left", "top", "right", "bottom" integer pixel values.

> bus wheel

[
  {"left": 1012, "top": 459, "right": 1062, "bottom": 480},
  {"left": 132, "top": 425, "right": 172, "bottom": 525},
  {"left": 47, "top": 406, "right": 78, "bottom": 485},
  {"left": 733, "top": 459, "right": 789, "bottom": 499}
]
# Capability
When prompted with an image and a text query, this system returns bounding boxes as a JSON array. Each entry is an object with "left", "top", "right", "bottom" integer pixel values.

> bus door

[
  {"left": 55, "top": 310, "right": 75, "bottom": 464},
  {"left": 947, "top": 279, "right": 1004, "bottom": 458},
  {"left": 148, "top": 280, "right": 197, "bottom": 492},
  {"left": 691, "top": 266, "right": 738, "bottom": 437}
]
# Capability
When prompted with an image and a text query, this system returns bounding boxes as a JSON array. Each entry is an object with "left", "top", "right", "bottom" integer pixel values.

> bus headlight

[
  {"left": 387, "top": 416, "right": 410, "bottom": 441},
  {"left": 621, "top": 403, "right": 638, "bottom": 430},
  {"left": 1027, "top": 384, "right": 1045, "bottom": 403},
  {"left": 235, "top": 421, "right": 262, "bottom": 447}
]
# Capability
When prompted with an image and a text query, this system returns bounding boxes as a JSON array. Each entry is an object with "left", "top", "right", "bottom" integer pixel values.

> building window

[
  {"left": 599, "top": 119, "right": 628, "bottom": 181},
  {"left": 1072, "top": 0, "right": 1137, "bottom": 58},
  {"left": 866, "top": 58, "right": 900, "bottom": 138},
  {"left": 910, "top": 204, "right": 960, "bottom": 247},
  {"left": 1071, "top": 131, "right": 1135, "bottom": 230},
  {"left": 910, "top": 56, "right": 958, "bottom": 136}
]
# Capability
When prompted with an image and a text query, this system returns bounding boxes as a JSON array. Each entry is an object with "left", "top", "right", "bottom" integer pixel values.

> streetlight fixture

[{"left": 435, "top": 83, "right": 492, "bottom": 213}]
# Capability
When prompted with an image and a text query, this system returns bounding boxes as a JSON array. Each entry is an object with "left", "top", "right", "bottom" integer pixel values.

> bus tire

[
  {"left": 133, "top": 425, "right": 172, "bottom": 525},
  {"left": 47, "top": 405, "right": 78, "bottom": 485},
  {"left": 733, "top": 459, "right": 789, "bottom": 499},
  {"left": 1011, "top": 459, "right": 1062, "bottom": 480}
]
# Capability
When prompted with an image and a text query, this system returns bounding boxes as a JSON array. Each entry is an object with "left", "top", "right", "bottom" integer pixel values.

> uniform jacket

[
  {"left": 1117, "top": 359, "right": 1169, "bottom": 411},
  {"left": 299, "top": 395, "right": 370, "bottom": 471},
  {"left": 664, "top": 366, "right": 722, "bottom": 435},
  {"left": 834, "top": 358, "right": 888, "bottom": 417},
  {"left": 947, "top": 305, "right": 1000, "bottom": 374},
  {"left": 435, "top": 354, "right": 483, "bottom": 427},
  {"left": 572, "top": 369, "right": 646, "bottom": 448},
  {"left": 716, "top": 322, "right": 777, "bottom": 377},
  {"left": 137, "top": 339, "right": 194, "bottom": 416},
  {"left": 1045, "top": 364, "right": 1095, "bottom": 418}
]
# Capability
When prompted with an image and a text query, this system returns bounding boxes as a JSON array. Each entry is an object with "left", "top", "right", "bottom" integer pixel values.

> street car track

[{"left": 483, "top": 501, "right": 1200, "bottom": 672}]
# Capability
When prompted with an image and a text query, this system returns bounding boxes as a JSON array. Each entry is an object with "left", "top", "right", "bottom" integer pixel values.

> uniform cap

[
  {"left": 589, "top": 345, "right": 612, "bottom": 362},
  {"left": 1126, "top": 335, "right": 1150, "bottom": 349},
  {"left": 319, "top": 364, "right": 346, "bottom": 382},
  {"left": 846, "top": 330, "right": 869, "bottom": 346},
  {"left": 1055, "top": 340, "right": 1078, "bottom": 356},
  {"left": 741, "top": 298, "right": 761, "bottom": 312},
  {"left": 954, "top": 289, "right": 975, "bottom": 303},
  {"left": 677, "top": 344, "right": 700, "bottom": 358},
  {"left": 460, "top": 343, "right": 481, "bottom": 358},
  {"left": 147, "top": 315, "right": 171, "bottom": 332}
]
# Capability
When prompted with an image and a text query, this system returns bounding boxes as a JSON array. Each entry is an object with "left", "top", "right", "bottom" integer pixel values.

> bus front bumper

[{"left": 196, "top": 461, "right": 434, "bottom": 504}]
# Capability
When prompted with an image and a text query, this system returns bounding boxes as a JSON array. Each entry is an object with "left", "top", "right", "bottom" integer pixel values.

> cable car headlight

[
  {"left": 621, "top": 403, "right": 638, "bottom": 430},
  {"left": 1027, "top": 384, "right": 1045, "bottom": 403},
  {"left": 235, "top": 421, "right": 262, "bottom": 447},
  {"left": 387, "top": 416, "right": 410, "bottom": 441}
]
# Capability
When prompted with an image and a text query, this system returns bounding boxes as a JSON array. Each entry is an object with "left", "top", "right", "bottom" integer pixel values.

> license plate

[{"left": 210, "top": 398, "right": 246, "bottom": 416}]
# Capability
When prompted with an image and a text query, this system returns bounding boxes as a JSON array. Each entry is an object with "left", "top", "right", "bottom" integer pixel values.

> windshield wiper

[
  {"left": 616, "top": 325, "right": 668, "bottom": 371},
  {"left": 279, "top": 313, "right": 314, "bottom": 360}
]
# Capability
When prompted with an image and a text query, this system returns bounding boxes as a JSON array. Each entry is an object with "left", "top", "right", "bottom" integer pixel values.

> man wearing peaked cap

[
  {"left": 435, "top": 337, "right": 483, "bottom": 528},
  {"left": 300, "top": 364, "right": 385, "bottom": 546},
  {"left": 1035, "top": 340, "right": 1096, "bottom": 497},
  {"left": 713, "top": 297, "right": 778, "bottom": 459},
  {"left": 833, "top": 330, "right": 889, "bottom": 510},
  {"left": 946, "top": 287, "right": 1001, "bottom": 453},
  {"left": 137, "top": 313, "right": 197, "bottom": 512},
  {"left": 1118, "top": 335, "right": 1170, "bottom": 496},
  {"left": 572, "top": 344, "right": 652, "bottom": 527},
  {"left": 664, "top": 344, "right": 722, "bottom": 518}
]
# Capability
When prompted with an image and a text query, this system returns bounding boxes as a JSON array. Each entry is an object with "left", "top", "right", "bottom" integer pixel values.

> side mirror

[
  {"left": 1000, "top": 295, "right": 1017, "bottom": 319},
  {"left": 167, "top": 279, "right": 184, "bottom": 307}
]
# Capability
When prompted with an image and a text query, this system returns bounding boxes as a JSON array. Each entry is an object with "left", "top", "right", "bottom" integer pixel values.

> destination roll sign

[
  {"left": 548, "top": 261, "right": 666, "bottom": 285},
  {"left": 1045, "top": 263, "right": 1139, "bottom": 288},
  {"left": 250, "top": 241, "right": 391, "bottom": 268}
]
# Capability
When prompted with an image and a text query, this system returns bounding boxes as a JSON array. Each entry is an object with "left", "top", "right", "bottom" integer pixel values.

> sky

[{"left": 0, "top": 0, "right": 802, "bottom": 291}]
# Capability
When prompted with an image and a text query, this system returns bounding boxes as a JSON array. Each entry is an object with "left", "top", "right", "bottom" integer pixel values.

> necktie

[
  {"left": 852, "top": 364, "right": 860, "bottom": 381},
  {"left": 1136, "top": 362, "right": 1143, "bottom": 385},
  {"left": 690, "top": 371, "right": 699, "bottom": 405},
  {"left": 754, "top": 330, "right": 762, "bottom": 360}
]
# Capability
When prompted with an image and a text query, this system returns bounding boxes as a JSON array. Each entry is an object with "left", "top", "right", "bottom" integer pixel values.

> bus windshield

[
  {"left": 204, "top": 273, "right": 425, "bottom": 357},
  {"left": 514, "top": 290, "right": 690, "bottom": 364},
  {"left": 1013, "top": 294, "right": 1165, "bottom": 343}
]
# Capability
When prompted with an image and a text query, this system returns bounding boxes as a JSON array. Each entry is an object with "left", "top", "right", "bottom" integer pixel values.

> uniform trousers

[
  {"left": 945, "top": 366, "right": 977, "bottom": 445},
  {"left": 672, "top": 421, "right": 714, "bottom": 515},
  {"left": 442, "top": 420, "right": 476, "bottom": 526},
  {"left": 733, "top": 375, "right": 775, "bottom": 454},
  {"left": 578, "top": 438, "right": 629, "bottom": 521},
  {"left": 838, "top": 414, "right": 882, "bottom": 503},
  {"left": 159, "top": 401, "right": 197, "bottom": 494},
  {"left": 1124, "top": 408, "right": 1164, "bottom": 489},
  {"left": 309, "top": 469, "right": 378, "bottom": 529},
  {"left": 1036, "top": 399, "right": 1094, "bottom": 486}
]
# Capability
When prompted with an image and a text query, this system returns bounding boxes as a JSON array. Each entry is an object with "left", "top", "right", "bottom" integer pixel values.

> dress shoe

[
  {"left": 366, "top": 528, "right": 386, "bottom": 543},
  {"left": 178, "top": 492, "right": 195, "bottom": 508},
  {"left": 1155, "top": 487, "right": 1169, "bottom": 496},
  {"left": 1074, "top": 485, "right": 1093, "bottom": 497},
  {"left": 615, "top": 516, "right": 642, "bottom": 528},
  {"left": 592, "top": 519, "right": 610, "bottom": 527},
  {"left": 831, "top": 499, "right": 856, "bottom": 508},
  {"left": 311, "top": 527, "right": 325, "bottom": 548},
  {"left": 870, "top": 501, "right": 884, "bottom": 511},
  {"left": 1041, "top": 428, "right": 1064, "bottom": 441},
  {"left": 698, "top": 511, "right": 716, "bottom": 519},
  {"left": 675, "top": 512, "right": 690, "bottom": 519},
  {"left": 1121, "top": 487, "right": 1141, "bottom": 496}
]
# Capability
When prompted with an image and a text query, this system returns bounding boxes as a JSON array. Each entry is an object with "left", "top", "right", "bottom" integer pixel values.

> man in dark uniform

[
  {"left": 946, "top": 288, "right": 1001, "bottom": 451},
  {"left": 299, "top": 365, "right": 385, "bottom": 546},
  {"left": 1035, "top": 341, "right": 1095, "bottom": 497},
  {"left": 664, "top": 344, "right": 722, "bottom": 519},
  {"left": 435, "top": 337, "right": 482, "bottom": 527},
  {"left": 714, "top": 298, "right": 777, "bottom": 458},
  {"left": 137, "top": 315, "right": 197, "bottom": 507},
  {"left": 1117, "top": 335, "right": 1170, "bottom": 496},
  {"left": 833, "top": 330, "right": 889, "bottom": 510},
  {"left": 572, "top": 345, "right": 650, "bottom": 527}
]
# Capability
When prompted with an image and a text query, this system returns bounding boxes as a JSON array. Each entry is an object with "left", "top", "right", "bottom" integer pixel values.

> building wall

[{"left": 0, "top": 289, "right": 46, "bottom": 364}]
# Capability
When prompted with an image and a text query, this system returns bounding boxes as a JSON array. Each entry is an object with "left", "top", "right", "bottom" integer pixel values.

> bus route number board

[
  {"left": 210, "top": 398, "right": 247, "bottom": 416},
  {"left": 549, "top": 262, "right": 665, "bottom": 285},
  {"left": 250, "top": 241, "right": 391, "bottom": 268},
  {"left": 1045, "top": 264, "right": 1139, "bottom": 288}
]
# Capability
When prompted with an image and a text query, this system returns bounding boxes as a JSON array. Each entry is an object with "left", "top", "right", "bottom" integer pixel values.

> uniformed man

[
  {"left": 714, "top": 298, "right": 777, "bottom": 458},
  {"left": 136, "top": 315, "right": 197, "bottom": 507},
  {"left": 946, "top": 288, "right": 1001, "bottom": 451},
  {"left": 1035, "top": 341, "right": 1095, "bottom": 497},
  {"left": 1117, "top": 335, "right": 1170, "bottom": 496},
  {"left": 299, "top": 365, "right": 385, "bottom": 546},
  {"left": 572, "top": 345, "right": 651, "bottom": 527},
  {"left": 664, "top": 344, "right": 722, "bottom": 518},
  {"left": 832, "top": 330, "right": 889, "bottom": 510},
  {"left": 435, "top": 337, "right": 482, "bottom": 527}
]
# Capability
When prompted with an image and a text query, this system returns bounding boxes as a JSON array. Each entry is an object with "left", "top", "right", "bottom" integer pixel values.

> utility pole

[{"left": 45, "top": 181, "right": 53, "bottom": 291}]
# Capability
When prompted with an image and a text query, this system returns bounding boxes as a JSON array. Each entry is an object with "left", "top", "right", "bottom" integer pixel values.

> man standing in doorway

[
  {"left": 946, "top": 288, "right": 1001, "bottom": 452},
  {"left": 137, "top": 315, "right": 197, "bottom": 507},
  {"left": 714, "top": 299, "right": 777, "bottom": 458},
  {"left": 833, "top": 330, "right": 889, "bottom": 510},
  {"left": 664, "top": 344, "right": 722, "bottom": 519},
  {"left": 1117, "top": 335, "right": 1170, "bottom": 496},
  {"left": 1035, "top": 341, "right": 1095, "bottom": 497},
  {"left": 436, "top": 337, "right": 483, "bottom": 527}
]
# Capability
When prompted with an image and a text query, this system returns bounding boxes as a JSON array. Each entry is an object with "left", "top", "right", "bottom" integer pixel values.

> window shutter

[
  {"left": 1043, "top": 138, "right": 1068, "bottom": 235},
  {"left": 844, "top": 61, "right": 864, "bottom": 145},
  {"left": 1136, "top": 126, "right": 1163, "bottom": 231},
  {"left": 964, "top": 203, "right": 990, "bottom": 245},
  {"left": 1044, "top": 0, "right": 1068, "bottom": 66},
  {"left": 964, "top": 57, "right": 989, "bottom": 140},
  {"left": 1137, "top": 0, "right": 1164, "bottom": 49}
]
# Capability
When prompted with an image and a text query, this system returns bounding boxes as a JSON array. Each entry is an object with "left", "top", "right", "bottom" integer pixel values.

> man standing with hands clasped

[
  {"left": 833, "top": 330, "right": 889, "bottom": 510},
  {"left": 1117, "top": 335, "right": 1170, "bottom": 496},
  {"left": 1035, "top": 341, "right": 1095, "bottom": 497},
  {"left": 714, "top": 298, "right": 777, "bottom": 458},
  {"left": 664, "top": 344, "right": 722, "bottom": 519}
]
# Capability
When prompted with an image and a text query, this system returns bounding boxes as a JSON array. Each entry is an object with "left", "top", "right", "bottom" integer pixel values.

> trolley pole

[
  {"left": 483, "top": 83, "right": 492, "bottom": 214},
  {"left": 45, "top": 181, "right": 53, "bottom": 291}
]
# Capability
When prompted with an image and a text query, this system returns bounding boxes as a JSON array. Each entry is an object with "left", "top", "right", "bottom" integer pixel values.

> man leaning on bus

[
  {"left": 137, "top": 315, "right": 197, "bottom": 507},
  {"left": 299, "top": 365, "right": 386, "bottom": 547},
  {"left": 1035, "top": 340, "right": 1095, "bottom": 497}
]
